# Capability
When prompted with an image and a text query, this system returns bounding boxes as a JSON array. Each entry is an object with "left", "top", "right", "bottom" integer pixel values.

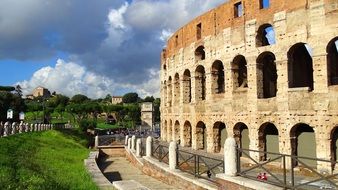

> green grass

[
  {"left": 0, "top": 129, "right": 99, "bottom": 190},
  {"left": 96, "top": 122, "right": 120, "bottom": 129}
]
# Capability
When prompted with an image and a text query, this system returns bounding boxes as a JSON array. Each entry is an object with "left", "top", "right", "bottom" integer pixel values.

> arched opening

[
  {"left": 257, "top": 52, "right": 277, "bottom": 98},
  {"left": 163, "top": 81, "right": 167, "bottom": 105},
  {"left": 234, "top": 122, "right": 249, "bottom": 157},
  {"left": 174, "top": 73, "right": 180, "bottom": 105},
  {"left": 196, "top": 121, "right": 206, "bottom": 150},
  {"left": 163, "top": 64, "right": 167, "bottom": 71},
  {"left": 288, "top": 43, "right": 314, "bottom": 90},
  {"left": 168, "top": 120, "right": 172, "bottom": 142},
  {"left": 258, "top": 122, "right": 279, "bottom": 161},
  {"left": 195, "top": 65, "right": 206, "bottom": 101},
  {"left": 195, "top": 46, "right": 205, "bottom": 61},
  {"left": 232, "top": 55, "right": 248, "bottom": 89},
  {"left": 167, "top": 76, "right": 173, "bottom": 106},
  {"left": 327, "top": 37, "right": 338, "bottom": 85},
  {"left": 290, "top": 123, "right": 316, "bottom": 167},
  {"left": 256, "top": 24, "right": 275, "bottom": 47},
  {"left": 183, "top": 69, "right": 192, "bottom": 103},
  {"left": 183, "top": 121, "right": 192, "bottom": 147},
  {"left": 213, "top": 122, "right": 227, "bottom": 153},
  {"left": 330, "top": 126, "right": 338, "bottom": 170},
  {"left": 211, "top": 60, "right": 225, "bottom": 94},
  {"left": 174, "top": 120, "right": 180, "bottom": 143}
]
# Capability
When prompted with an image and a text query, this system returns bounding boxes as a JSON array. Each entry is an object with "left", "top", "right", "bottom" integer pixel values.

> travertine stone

[
  {"left": 136, "top": 139, "right": 141, "bottom": 157},
  {"left": 125, "top": 135, "right": 129, "bottom": 145},
  {"left": 169, "top": 141, "right": 177, "bottom": 170},
  {"left": 146, "top": 136, "right": 152, "bottom": 157},
  {"left": 224, "top": 138, "right": 237, "bottom": 176},
  {"left": 131, "top": 135, "right": 136, "bottom": 152}
]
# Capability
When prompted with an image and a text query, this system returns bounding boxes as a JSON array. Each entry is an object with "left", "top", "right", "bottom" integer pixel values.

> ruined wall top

[{"left": 161, "top": 0, "right": 336, "bottom": 63}]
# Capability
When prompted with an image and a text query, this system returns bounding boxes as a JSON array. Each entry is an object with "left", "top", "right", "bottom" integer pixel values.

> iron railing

[
  {"left": 97, "top": 135, "right": 125, "bottom": 147},
  {"left": 152, "top": 143, "right": 170, "bottom": 164},
  {"left": 236, "top": 148, "right": 338, "bottom": 189}
]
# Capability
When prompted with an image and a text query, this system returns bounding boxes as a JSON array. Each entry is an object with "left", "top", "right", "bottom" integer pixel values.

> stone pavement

[{"left": 99, "top": 156, "right": 180, "bottom": 190}]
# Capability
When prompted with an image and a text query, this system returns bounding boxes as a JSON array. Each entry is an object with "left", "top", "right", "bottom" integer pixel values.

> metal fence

[
  {"left": 236, "top": 148, "right": 338, "bottom": 189},
  {"left": 152, "top": 143, "right": 170, "bottom": 164},
  {"left": 97, "top": 135, "right": 125, "bottom": 147}
]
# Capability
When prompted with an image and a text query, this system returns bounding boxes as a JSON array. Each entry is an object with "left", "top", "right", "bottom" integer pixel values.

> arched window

[
  {"left": 213, "top": 122, "right": 227, "bottom": 153},
  {"left": 174, "top": 73, "right": 180, "bottom": 105},
  {"left": 256, "top": 24, "right": 275, "bottom": 47},
  {"left": 183, "top": 121, "right": 192, "bottom": 147},
  {"left": 195, "top": 65, "right": 206, "bottom": 101},
  {"left": 257, "top": 52, "right": 277, "bottom": 98},
  {"left": 287, "top": 43, "right": 313, "bottom": 90},
  {"left": 232, "top": 55, "right": 248, "bottom": 89},
  {"left": 196, "top": 121, "right": 207, "bottom": 150},
  {"left": 163, "top": 80, "right": 167, "bottom": 106},
  {"left": 327, "top": 37, "right": 338, "bottom": 85},
  {"left": 183, "top": 70, "right": 192, "bottom": 103},
  {"left": 167, "top": 76, "right": 173, "bottom": 106},
  {"left": 211, "top": 60, "right": 225, "bottom": 94},
  {"left": 258, "top": 122, "right": 279, "bottom": 161},
  {"left": 195, "top": 46, "right": 205, "bottom": 61},
  {"left": 233, "top": 122, "right": 249, "bottom": 157}
]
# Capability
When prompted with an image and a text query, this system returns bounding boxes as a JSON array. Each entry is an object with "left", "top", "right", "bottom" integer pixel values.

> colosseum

[{"left": 160, "top": 0, "right": 338, "bottom": 172}]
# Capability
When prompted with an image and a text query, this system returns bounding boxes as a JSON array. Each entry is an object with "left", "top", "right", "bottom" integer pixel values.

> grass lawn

[
  {"left": 96, "top": 122, "right": 120, "bottom": 130},
  {"left": 0, "top": 129, "right": 99, "bottom": 190}
]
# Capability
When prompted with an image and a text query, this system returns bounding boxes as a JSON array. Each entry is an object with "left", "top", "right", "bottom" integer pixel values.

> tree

[
  {"left": 15, "top": 85, "right": 22, "bottom": 97},
  {"left": 122, "top": 92, "right": 138, "bottom": 103},
  {"left": 153, "top": 98, "right": 161, "bottom": 122},
  {"left": 0, "top": 86, "right": 15, "bottom": 92},
  {"left": 71, "top": 94, "right": 89, "bottom": 104},
  {"left": 143, "top": 96, "right": 155, "bottom": 102}
]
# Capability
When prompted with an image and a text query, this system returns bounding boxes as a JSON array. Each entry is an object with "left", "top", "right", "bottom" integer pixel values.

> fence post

[
  {"left": 136, "top": 139, "right": 141, "bottom": 157},
  {"left": 224, "top": 137, "right": 237, "bottom": 176},
  {"left": 95, "top": 135, "right": 99, "bottom": 148},
  {"left": 125, "top": 135, "right": 129, "bottom": 146},
  {"left": 169, "top": 141, "right": 177, "bottom": 170},
  {"left": 146, "top": 136, "right": 152, "bottom": 157}
]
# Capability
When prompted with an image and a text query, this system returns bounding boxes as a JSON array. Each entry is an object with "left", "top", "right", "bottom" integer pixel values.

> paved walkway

[{"left": 99, "top": 156, "right": 180, "bottom": 190}]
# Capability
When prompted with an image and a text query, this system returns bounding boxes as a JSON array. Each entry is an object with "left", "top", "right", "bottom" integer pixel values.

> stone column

[
  {"left": 128, "top": 138, "right": 132, "bottom": 150},
  {"left": 146, "top": 136, "right": 152, "bottom": 157},
  {"left": 131, "top": 135, "right": 136, "bottom": 152},
  {"left": 136, "top": 139, "right": 141, "bottom": 157},
  {"left": 125, "top": 135, "right": 129, "bottom": 146},
  {"left": 3, "top": 122, "right": 9, "bottom": 137},
  {"left": 224, "top": 137, "right": 237, "bottom": 176},
  {"left": 95, "top": 136, "right": 99, "bottom": 148},
  {"left": 11, "top": 122, "right": 17, "bottom": 135},
  {"left": 169, "top": 141, "right": 177, "bottom": 170}
]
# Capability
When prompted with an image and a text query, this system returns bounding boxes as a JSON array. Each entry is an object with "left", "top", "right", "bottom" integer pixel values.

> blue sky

[{"left": 0, "top": 0, "right": 225, "bottom": 98}]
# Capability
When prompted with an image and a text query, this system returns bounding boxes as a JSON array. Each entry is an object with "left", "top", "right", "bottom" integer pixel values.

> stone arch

[
  {"left": 195, "top": 46, "right": 205, "bottom": 61},
  {"left": 256, "top": 24, "right": 275, "bottom": 47},
  {"left": 174, "top": 73, "right": 180, "bottom": 105},
  {"left": 287, "top": 43, "right": 314, "bottom": 90},
  {"left": 327, "top": 37, "right": 338, "bottom": 86},
  {"left": 256, "top": 52, "right": 277, "bottom": 98},
  {"left": 211, "top": 60, "right": 225, "bottom": 94},
  {"left": 183, "top": 121, "right": 192, "bottom": 147},
  {"left": 213, "top": 122, "right": 227, "bottom": 153},
  {"left": 290, "top": 123, "right": 316, "bottom": 167},
  {"left": 195, "top": 65, "right": 206, "bottom": 101},
  {"left": 232, "top": 55, "right": 248, "bottom": 89},
  {"left": 163, "top": 64, "right": 167, "bottom": 71},
  {"left": 183, "top": 69, "right": 192, "bottom": 103},
  {"left": 174, "top": 120, "right": 180, "bottom": 143},
  {"left": 233, "top": 122, "right": 249, "bottom": 157},
  {"left": 168, "top": 120, "right": 173, "bottom": 142},
  {"left": 330, "top": 126, "right": 338, "bottom": 170},
  {"left": 196, "top": 121, "right": 207, "bottom": 150},
  {"left": 167, "top": 76, "right": 173, "bottom": 106},
  {"left": 258, "top": 122, "right": 279, "bottom": 161}
]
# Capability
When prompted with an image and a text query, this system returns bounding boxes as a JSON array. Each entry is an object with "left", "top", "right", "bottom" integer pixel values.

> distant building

[
  {"left": 26, "top": 86, "right": 51, "bottom": 99},
  {"left": 111, "top": 96, "right": 123, "bottom": 104},
  {"left": 141, "top": 102, "right": 153, "bottom": 130}
]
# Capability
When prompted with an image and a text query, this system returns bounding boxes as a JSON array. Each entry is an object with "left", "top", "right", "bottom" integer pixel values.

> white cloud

[
  {"left": 159, "top": 29, "right": 173, "bottom": 42},
  {"left": 108, "top": 2, "right": 129, "bottom": 30}
]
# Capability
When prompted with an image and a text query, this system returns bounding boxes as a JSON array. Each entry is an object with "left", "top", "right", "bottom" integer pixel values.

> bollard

[
  {"left": 136, "top": 139, "right": 141, "bottom": 157},
  {"left": 169, "top": 141, "right": 177, "bottom": 170},
  {"left": 125, "top": 135, "right": 129, "bottom": 146},
  {"left": 131, "top": 135, "right": 136, "bottom": 152},
  {"left": 146, "top": 136, "right": 152, "bottom": 157},
  {"left": 224, "top": 137, "right": 237, "bottom": 176},
  {"left": 95, "top": 136, "right": 99, "bottom": 148}
]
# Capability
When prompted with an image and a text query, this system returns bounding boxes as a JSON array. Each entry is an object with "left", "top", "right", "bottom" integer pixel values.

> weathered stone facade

[{"left": 160, "top": 0, "right": 338, "bottom": 172}]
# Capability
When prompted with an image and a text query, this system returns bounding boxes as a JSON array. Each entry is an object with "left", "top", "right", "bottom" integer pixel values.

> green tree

[
  {"left": 0, "top": 86, "right": 15, "bottom": 92},
  {"left": 153, "top": 98, "right": 160, "bottom": 122},
  {"left": 71, "top": 94, "right": 89, "bottom": 104},
  {"left": 143, "top": 96, "right": 155, "bottom": 102},
  {"left": 122, "top": 92, "right": 138, "bottom": 103}
]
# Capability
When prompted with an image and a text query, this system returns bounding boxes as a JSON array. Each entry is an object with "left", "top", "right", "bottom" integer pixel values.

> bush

[{"left": 79, "top": 119, "right": 97, "bottom": 131}]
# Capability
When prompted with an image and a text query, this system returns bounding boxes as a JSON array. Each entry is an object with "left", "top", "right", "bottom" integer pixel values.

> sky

[{"left": 0, "top": 0, "right": 227, "bottom": 99}]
